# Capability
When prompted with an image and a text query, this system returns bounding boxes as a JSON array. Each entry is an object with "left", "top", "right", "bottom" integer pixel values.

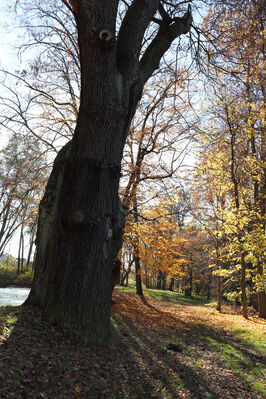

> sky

[
  {"left": 0, "top": 1, "right": 20, "bottom": 68},
  {"left": 0, "top": 0, "right": 31, "bottom": 258},
  {"left": 0, "top": 0, "right": 199, "bottom": 258},
  {"left": 0, "top": 0, "right": 21, "bottom": 147}
]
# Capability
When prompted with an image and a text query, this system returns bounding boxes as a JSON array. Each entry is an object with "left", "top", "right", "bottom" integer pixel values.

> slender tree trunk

[
  {"left": 135, "top": 254, "right": 143, "bottom": 296},
  {"left": 157, "top": 271, "right": 162, "bottom": 290},
  {"left": 26, "top": 231, "right": 35, "bottom": 269},
  {"left": 230, "top": 128, "right": 248, "bottom": 318},
  {"left": 257, "top": 264, "right": 266, "bottom": 317},
  {"left": 257, "top": 115, "right": 266, "bottom": 317},
  {"left": 162, "top": 274, "right": 167, "bottom": 290},
  {"left": 169, "top": 277, "right": 175, "bottom": 291},
  {"left": 120, "top": 267, "right": 131, "bottom": 286},
  {"left": 112, "top": 259, "right": 121, "bottom": 294},
  {"left": 258, "top": 291, "right": 266, "bottom": 318},
  {"left": 217, "top": 276, "right": 222, "bottom": 312},
  {"left": 240, "top": 253, "right": 248, "bottom": 319},
  {"left": 17, "top": 226, "right": 23, "bottom": 274},
  {"left": 184, "top": 265, "right": 192, "bottom": 297},
  {"left": 216, "top": 248, "right": 222, "bottom": 312},
  {"left": 21, "top": 229, "right": 24, "bottom": 274},
  {"left": 132, "top": 194, "right": 144, "bottom": 297}
]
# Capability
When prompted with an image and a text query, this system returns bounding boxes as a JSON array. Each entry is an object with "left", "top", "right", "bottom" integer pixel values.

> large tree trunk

[
  {"left": 24, "top": 5, "right": 136, "bottom": 345},
  {"left": 23, "top": 0, "right": 192, "bottom": 346},
  {"left": 25, "top": 139, "right": 128, "bottom": 344}
]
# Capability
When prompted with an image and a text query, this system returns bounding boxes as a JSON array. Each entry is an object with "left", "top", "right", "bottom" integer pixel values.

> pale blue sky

[
  {"left": 0, "top": 1, "right": 20, "bottom": 70},
  {"left": 0, "top": 1, "right": 28, "bottom": 257}
]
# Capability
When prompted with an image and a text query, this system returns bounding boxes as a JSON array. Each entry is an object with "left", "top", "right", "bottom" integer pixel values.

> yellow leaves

[
  {"left": 75, "top": 385, "right": 81, "bottom": 393},
  {"left": 124, "top": 197, "right": 187, "bottom": 278}
]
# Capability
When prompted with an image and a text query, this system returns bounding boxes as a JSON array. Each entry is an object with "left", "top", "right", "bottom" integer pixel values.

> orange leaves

[{"left": 124, "top": 197, "right": 187, "bottom": 279}]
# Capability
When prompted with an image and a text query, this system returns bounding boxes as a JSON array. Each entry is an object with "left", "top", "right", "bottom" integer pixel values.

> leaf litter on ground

[{"left": 0, "top": 291, "right": 265, "bottom": 398}]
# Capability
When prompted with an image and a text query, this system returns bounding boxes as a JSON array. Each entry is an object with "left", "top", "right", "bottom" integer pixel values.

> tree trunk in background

[
  {"left": 135, "top": 253, "right": 143, "bottom": 296},
  {"left": 216, "top": 249, "right": 222, "bottom": 311},
  {"left": 21, "top": 229, "right": 24, "bottom": 274},
  {"left": 169, "top": 278, "right": 175, "bottom": 291},
  {"left": 184, "top": 266, "right": 192, "bottom": 297},
  {"left": 132, "top": 194, "right": 144, "bottom": 297},
  {"left": 157, "top": 271, "right": 162, "bottom": 290},
  {"left": 258, "top": 262, "right": 266, "bottom": 318},
  {"left": 17, "top": 225, "right": 24, "bottom": 274},
  {"left": 26, "top": 230, "right": 35, "bottom": 269},
  {"left": 240, "top": 253, "right": 248, "bottom": 319},
  {"left": 17, "top": 240, "right": 21, "bottom": 274},
  {"left": 162, "top": 274, "right": 167, "bottom": 290},
  {"left": 112, "top": 259, "right": 121, "bottom": 294},
  {"left": 257, "top": 130, "right": 266, "bottom": 318},
  {"left": 217, "top": 276, "right": 222, "bottom": 311}
]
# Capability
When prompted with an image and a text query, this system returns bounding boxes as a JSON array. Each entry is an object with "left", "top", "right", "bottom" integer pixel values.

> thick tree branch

[
  {"left": 140, "top": 5, "right": 192, "bottom": 84},
  {"left": 62, "top": 0, "right": 79, "bottom": 16},
  {"left": 116, "top": 0, "right": 160, "bottom": 74}
]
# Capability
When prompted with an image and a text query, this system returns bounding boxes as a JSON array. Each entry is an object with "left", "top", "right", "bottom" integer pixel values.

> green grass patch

[
  {"left": 116, "top": 284, "right": 212, "bottom": 305},
  {"left": 0, "top": 306, "right": 19, "bottom": 341},
  {"left": 230, "top": 328, "right": 266, "bottom": 354},
  {"left": 198, "top": 327, "right": 266, "bottom": 398}
]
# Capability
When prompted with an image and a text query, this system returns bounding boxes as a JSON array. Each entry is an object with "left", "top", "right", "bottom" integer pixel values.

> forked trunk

[{"left": 24, "top": 0, "right": 193, "bottom": 345}]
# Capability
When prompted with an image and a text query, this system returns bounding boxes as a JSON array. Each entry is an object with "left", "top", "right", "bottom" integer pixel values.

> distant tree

[
  {"left": 191, "top": 0, "right": 266, "bottom": 318},
  {"left": 0, "top": 133, "right": 47, "bottom": 257},
  {"left": 126, "top": 196, "right": 187, "bottom": 291}
]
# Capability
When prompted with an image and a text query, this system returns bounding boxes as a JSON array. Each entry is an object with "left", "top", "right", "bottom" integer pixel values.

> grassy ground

[
  {"left": 0, "top": 264, "right": 33, "bottom": 287},
  {"left": 117, "top": 284, "right": 214, "bottom": 305},
  {"left": 0, "top": 287, "right": 265, "bottom": 398}
]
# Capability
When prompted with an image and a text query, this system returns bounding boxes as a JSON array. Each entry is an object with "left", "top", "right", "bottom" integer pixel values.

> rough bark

[{"left": 25, "top": 0, "right": 192, "bottom": 345}]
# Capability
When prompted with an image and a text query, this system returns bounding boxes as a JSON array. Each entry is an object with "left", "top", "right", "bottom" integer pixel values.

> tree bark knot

[{"left": 93, "top": 29, "right": 115, "bottom": 48}]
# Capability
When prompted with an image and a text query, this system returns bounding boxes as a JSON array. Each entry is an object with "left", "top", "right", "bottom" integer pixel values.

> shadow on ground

[{"left": 0, "top": 291, "right": 265, "bottom": 398}]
